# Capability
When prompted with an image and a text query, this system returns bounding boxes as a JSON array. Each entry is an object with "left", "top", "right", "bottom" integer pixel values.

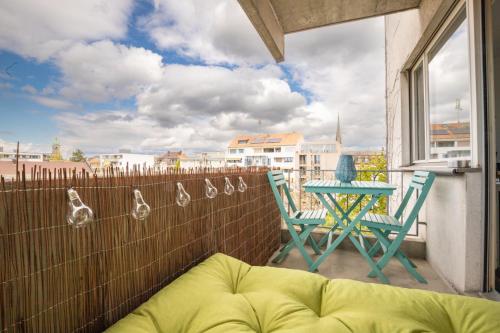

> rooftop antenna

[{"left": 455, "top": 99, "right": 462, "bottom": 125}]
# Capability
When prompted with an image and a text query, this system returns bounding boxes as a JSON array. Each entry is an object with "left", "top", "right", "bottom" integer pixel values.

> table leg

[{"left": 309, "top": 194, "right": 386, "bottom": 281}]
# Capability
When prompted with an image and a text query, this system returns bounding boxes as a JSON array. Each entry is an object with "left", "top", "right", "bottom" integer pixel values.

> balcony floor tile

[{"left": 268, "top": 246, "right": 455, "bottom": 294}]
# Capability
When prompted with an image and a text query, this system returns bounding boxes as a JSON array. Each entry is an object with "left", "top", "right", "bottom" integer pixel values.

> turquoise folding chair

[
  {"left": 360, "top": 171, "right": 435, "bottom": 283},
  {"left": 267, "top": 170, "right": 327, "bottom": 269}
]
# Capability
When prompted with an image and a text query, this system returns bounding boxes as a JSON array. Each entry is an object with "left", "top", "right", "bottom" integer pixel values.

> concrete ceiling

[{"left": 238, "top": 0, "right": 422, "bottom": 62}]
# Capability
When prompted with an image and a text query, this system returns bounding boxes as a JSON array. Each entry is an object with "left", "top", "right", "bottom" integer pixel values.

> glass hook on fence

[
  {"left": 67, "top": 188, "right": 93, "bottom": 228},
  {"left": 176, "top": 182, "right": 191, "bottom": 207},
  {"left": 224, "top": 177, "right": 234, "bottom": 195},
  {"left": 237, "top": 176, "right": 247, "bottom": 192},
  {"left": 205, "top": 178, "right": 218, "bottom": 199},
  {"left": 131, "top": 189, "right": 151, "bottom": 221}
]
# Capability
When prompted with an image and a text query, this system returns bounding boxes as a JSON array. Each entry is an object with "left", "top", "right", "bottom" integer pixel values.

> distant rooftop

[
  {"left": 431, "top": 122, "right": 470, "bottom": 141},
  {"left": 300, "top": 141, "right": 339, "bottom": 153},
  {"left": 0, "top": 161, "right": 92, "bottom": 179},
  {"left": 228, "top": 132, "right": 304, "bottom": 148}
]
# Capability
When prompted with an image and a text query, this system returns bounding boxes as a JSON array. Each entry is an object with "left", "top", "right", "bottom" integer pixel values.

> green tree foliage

[
  {"left": 70, "top": 149, "right": 85, "bottom": 162},
  {"left": 325, "top": 153, "right": 388, "bottom": 227}
]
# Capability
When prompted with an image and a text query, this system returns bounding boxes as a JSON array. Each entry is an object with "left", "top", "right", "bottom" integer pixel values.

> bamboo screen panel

[{"left": 0, "top": 167, "right": 281, "bottom": 332}]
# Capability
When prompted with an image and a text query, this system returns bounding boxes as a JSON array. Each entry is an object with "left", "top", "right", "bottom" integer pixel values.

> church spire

[{"left": 335, "top": 113, "right": 342, "bottom": 144}]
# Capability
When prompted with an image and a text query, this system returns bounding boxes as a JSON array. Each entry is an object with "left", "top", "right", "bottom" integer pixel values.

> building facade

[
  {"left": 97, "top": 153, "right": 155, "bottom": 171},
  {"left": 0, "top": 150, "right": 50, "bottom": 162},
  {"left": 226, "top": 132, "right": 304, "bottom": 169},
  {"left": 179, "top": 152, "right": 227, "bottom": 169}
]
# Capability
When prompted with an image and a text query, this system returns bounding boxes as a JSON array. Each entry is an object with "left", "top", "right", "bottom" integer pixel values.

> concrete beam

[
  {"left": 238, "top": 0, "right": 285, "bottom": 62},
  {"left": 272, "top": 0, "right": 422, "bottom": 33}
]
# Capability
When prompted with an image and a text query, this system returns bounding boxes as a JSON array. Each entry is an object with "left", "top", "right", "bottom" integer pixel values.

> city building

[
  {"left": 430, "top": 122, "right": 470, "bottom": 159},
  {"left": 181, "top": 152, "right": 226, "bottom": 169},
  {"left": 226, "top": 132, "right": 303, "bottom": 169},
  {"left": 49, "top": 138, "right": 63, "bottom": 161},
  {"left": 0, "top": 149, "right": 50, "bottom": 162},
  {"left": 97, "top": 153, "right": 155, "bottom": 171},
  {"left": 296, "top": 116, "right": 343, "bottom": 181},
  {"left": 156, "top": 151, "right": 187, "bottom": 169},
  {"left": 343, "top": 148, "right": 385, "bottom": 166}
]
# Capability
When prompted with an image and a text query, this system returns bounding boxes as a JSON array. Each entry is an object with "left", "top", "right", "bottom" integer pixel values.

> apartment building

[
  {"left": 179, "top": 152, "right": 227, "bottom": 169},
  {"left": 0, "top": 150, "right": 50, "bottom": 162},
  {"left": 226, "top": 132, "right": 303, "bottom": 169},
  {"left": 295, "top": 117, "right": 343, "bottom": 181},
  {"left": 97, "top": 153, "right": 155, "bottom": 171}
]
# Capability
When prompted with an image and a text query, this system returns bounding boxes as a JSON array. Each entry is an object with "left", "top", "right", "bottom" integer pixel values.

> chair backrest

[
  {"left": 267, "top": 170, "right": 297, "bottom": 219},
  {"left": 394, "top": 171, "right": 436, "bottom": 231}
]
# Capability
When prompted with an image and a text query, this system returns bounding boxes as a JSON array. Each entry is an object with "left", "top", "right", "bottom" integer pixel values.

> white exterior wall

[
  {"left": 385, "top": 0, "right": 484, "bottom": 292},
  {"left": 0, "top": 152, "right": 48, "bottom": 162},
  {"left": 99, "top": 153, "right": 155, "bottom": 170},
  {"left": 226, "top": 145, "right": 298, "bottom": 169}
]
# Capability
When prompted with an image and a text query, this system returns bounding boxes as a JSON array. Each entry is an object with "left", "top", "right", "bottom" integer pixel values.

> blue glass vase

[{"left": 335, "top": 154, "right": 357, "bottom": 183}]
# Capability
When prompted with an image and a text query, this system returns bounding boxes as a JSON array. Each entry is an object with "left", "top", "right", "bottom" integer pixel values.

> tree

[
  {"left": 70, "top": 149, "right": 85, "bottom": 162},
  {"left": 332, "top": 153, "right": 388, "bottom": 225}
]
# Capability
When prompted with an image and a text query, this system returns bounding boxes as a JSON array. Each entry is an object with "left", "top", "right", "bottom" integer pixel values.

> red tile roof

[{"left": 0, "top": 161, "right": 92, "bottom": 179}]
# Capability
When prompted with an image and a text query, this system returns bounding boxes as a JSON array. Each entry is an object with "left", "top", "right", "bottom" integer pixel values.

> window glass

[{"left": 428, "top": 11, "right": 470, "bottom": 160}]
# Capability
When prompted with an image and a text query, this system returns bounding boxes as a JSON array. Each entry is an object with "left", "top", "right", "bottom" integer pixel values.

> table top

[{"left": 303, "top": 180, "right": 396, "bottom": 195}]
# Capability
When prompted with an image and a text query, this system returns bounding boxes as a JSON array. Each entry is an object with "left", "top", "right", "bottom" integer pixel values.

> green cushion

[{"left": 106, "top": 253, "right": 500, "bottom": 333}]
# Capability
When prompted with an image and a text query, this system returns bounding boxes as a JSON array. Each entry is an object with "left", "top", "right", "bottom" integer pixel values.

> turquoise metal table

[{"left": 303, "top": 180, "right": 397, "bottom": 283}]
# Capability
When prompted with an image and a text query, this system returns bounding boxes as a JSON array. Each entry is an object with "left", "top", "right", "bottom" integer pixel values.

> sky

[{"left": 0, "top": 0, "right": 386, "bottom": 156}]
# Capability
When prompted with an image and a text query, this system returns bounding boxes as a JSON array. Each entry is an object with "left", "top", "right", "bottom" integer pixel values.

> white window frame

[{"left": 408, "top": 0, "right": 480, "bottom": 166}]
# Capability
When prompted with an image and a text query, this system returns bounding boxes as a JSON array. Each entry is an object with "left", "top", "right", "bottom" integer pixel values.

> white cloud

[
  {"left": 32, "top": 96, "right": 74, "bottom": 110},
  {"left": 57, "top": 41, "right": 164, "bottom": 102},
  {"left": 283, "top": 17, "right": 386, "bottom": 148},
  {"left": 54, "top": 110, "right": 232, "bottom": 153},
  {"left": 140, "top": 0, "right": 271, "bottom": 65},
  {"left": 0, "top": 0, "right": 133, "bottom": 61},
  {"left": 0, "top": 138, "right": 49, "bottom": 153},
  {"left": 21, "top": 85, "right": 37, "bottom": 94},
  {"left": 54, "top": 63, "right": 308, "bottom": 153},
  {"left": 0, "top": 82, "right": 12, "bottom": 90},
  {"left": 136, "top": 64, "right": 305, "bottom": 127},
  {"left": 1, "top": 0, "right": 387, "bottom": 153}
]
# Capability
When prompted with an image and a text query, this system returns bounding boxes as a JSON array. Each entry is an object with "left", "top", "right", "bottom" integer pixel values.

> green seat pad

[{"left": 106, "top": 253, "right": 500, "bottom": 333}]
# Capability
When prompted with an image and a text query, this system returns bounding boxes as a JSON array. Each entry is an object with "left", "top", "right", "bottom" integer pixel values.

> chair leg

[
  {"left": 318, "top": 224, "right": 338, "bottom": 248},
  {"left": 307, "top": 234, "right": 322, "bottom": 255},
  {"left": 272, "top": 239, "right": 295, "bottom": 263},
  {"left": 347, "top": 233, "right": 390, "bottom": 284},
  {"left": 272, "top": 224, "right": 317, "bottom": 266},
  {"left": 289, "top": 225, "right": 316, "bottom": 268},
  {"left": 368, "top": 228, "right": 426, "bottom": 283}
]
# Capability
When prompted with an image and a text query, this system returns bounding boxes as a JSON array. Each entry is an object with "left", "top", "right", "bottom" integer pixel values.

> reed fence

[{"left": 0, "top": 166, "right": 281, "bottom": 332}]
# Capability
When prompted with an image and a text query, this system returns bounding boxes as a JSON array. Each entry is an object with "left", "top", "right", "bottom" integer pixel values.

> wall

[
  {"left": 385, "top": 0, "right": 484, "bottom": 292},
  {"left": 425, "top": 173, "right": 483, "bottom": 291}
]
